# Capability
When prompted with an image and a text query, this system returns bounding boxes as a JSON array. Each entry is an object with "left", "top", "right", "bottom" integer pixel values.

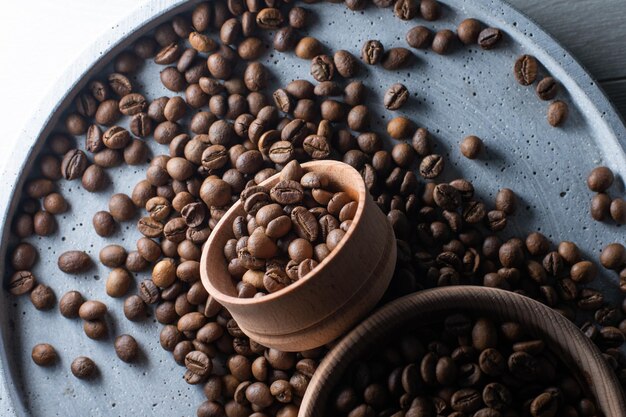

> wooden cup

[
  {"left": 300, "top": 286, "right": 626, "bottom": 416},
  {"left": 200, "top": 160, "right": 397, "bottom": 352}
]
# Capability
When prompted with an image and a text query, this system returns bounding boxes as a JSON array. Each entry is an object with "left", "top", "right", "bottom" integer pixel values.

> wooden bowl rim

[
  {"left": 300, "top": 286, "right": 626, "bottom": 416},
  {"left": 200, "top": 160, "right": 368, "bottom": 306}
]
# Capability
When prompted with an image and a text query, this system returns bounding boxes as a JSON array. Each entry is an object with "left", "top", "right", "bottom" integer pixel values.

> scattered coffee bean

[
  {"left": 31, "top": 343, "right": 58, "bottom": 366},
  {"left": 547, "top": 100, "right": 568, "bottom": 127},
  {"left": 114, "top": 334, "right": 139, "bottom": 362},
  {"left": 587, "top": 166, "right": 614, "bottom": 192},
  {"left": 514, "top": 55, "right": 538, "bottom": 86},
  {"left": 383, "top": 83, "right": 409, "bottom": 110},
  {"left": 460, "top": 135, "right": 483, "bottom": 159},
  {"left": 58, "top": 251, "right": 92, "bottom": 273},
  {"left": 71, "top": 356, "right": 96, "bottom": 379}
]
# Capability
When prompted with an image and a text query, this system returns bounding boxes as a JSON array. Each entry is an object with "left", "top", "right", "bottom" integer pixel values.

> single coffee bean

[
  {"left": 547, "top": 100, "right": 568, "bottom": 127},
  {"left": 495, "top": 188, "right": 516, "bottom": 215},
  {"left": 8, "top": 271, "right": 36, "bottom": 295},
  {"left": 334, "top": 50, "right": 359, "bottom": 78},
  {"left": 310, "top": 55, "right": 335, "bottom": 82},
  {"left": 59, "top": 290, "right": 84, "bottom": 318},
  {"left": 71, "top": 356, "right": 96, "bottom": 379},
  {"left": 79, "top": 300, "right": 107, "bottom": 321},
  {"left": 590, "top": 193, "right": 611, "bottom": 221},
  {"left": 124, "top": 295, "right": 147, "bottom": 321},
  {"left": 419, "top": 154, "right": 444, "bottom": 179},
  {"left": 58, "top": 251, "right": 92, "bottom": 273},
  {"left": 362, "top": 40, "right": 384, "bottom": 65},
  {"left": 587, "top": 166, "right": 614, "bottom": 192},
  {"left": 478, "top": 27, "right": 502, "bottom": 49},
  {"left": 611, "top": 198, "right": 626, "bottom": 224},
  {"left": 536, "top": 77, "right": 559, "bottom": 100},
  {"left": 109, "top": 193, "right": 136, "bottom": 221},
  {"left": 460, "top": 135, "right": 483, "bottom": 159},
  {"left": 406, "top": 25, "right": 432, "bottom": 49},
  {"left": 61, "top": 149, "right": 88, "bottom": 180},
  {"left": 114, "top": 334, "right": 139, "bottom": 362},
  {"left": 30, "top": 284, "right": 55, "bottom": 310},
  {"left": 458, "top": 18, "right": 482, "bottom": 44},
  {"left": 382, "top": 47, "right": 412, "bottom": 70},
  {"left": 32, "top": 343, "right": 57, "bottom": 366},
  {"left": 82, "top": 164, "right": 109, "bottom": 192},
  {"left": 600, "top": 243, "right": 626, "bottom": 270},
  {"left": 432, "top": 29, "right": 455, "bottom": 55},
  {"left": 514, "top": 55, "right": 538, "bottom": 86},
  {"left": 384, "top": 83, "right": 409, "bottom": 110},
  {"left": 92, "top": 211, "right": 116, "bottom": 237}
]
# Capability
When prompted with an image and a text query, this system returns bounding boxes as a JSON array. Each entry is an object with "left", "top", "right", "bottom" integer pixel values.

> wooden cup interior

[
  {"left": 201, "top": 160, "right": 367, "bottom": 305},
  {"left": 299, "top": 286, "right": 626, "bottom": 417}
]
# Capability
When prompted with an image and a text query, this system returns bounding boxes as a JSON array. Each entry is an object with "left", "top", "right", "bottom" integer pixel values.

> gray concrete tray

[{"left": 1, "top": 0, "right": 625, "bottom": 416}]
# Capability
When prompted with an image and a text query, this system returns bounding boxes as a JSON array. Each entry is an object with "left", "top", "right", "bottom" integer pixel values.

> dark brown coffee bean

[
  {"left": 460, "top": 135, "right": 483, "bottom": 159},
  {"left": 382, "top": 47, "right": 412, "bottom": 70},
  {"left": 81, "top": 165, "right": 109, "bottom": 192},
  {"left": 59, "top": 290, "right": 84, "bottom": 318},
  {"left": 303, "top": 135, "right": 330, "bottom": 159},
  {"left": 514, "top": 55, "right": 538, "bottom": 86},
  {"left": 433, "top": 184, "right": 461, "bottom": 211},
  {"left": 95, "top": 99, "right": 122, "bottom": 125},
  {"left": 93, "top": 211, "right": 116, "bottom": 237},
  {"left": 393, "top": 0, "right": 418, "bottom": 19},
  {"left": 600, "top": 243, "right": 626, "bottom": 270},
  {"left": 123, "top": 295, "right": 147, "bottom": 321},
  {"left": 362, "top": 40, "right": 384, "bottom": 65},
  {"left": 30, "top": 284, "right": 55, "bottom": 310},
  {"left": 587, "top": 166, "right": 614, "bottom": 192},
  {"left": 310, "top": 55, "right": 335, "bottom": 82},
  {"left": 384, "top": 83, "right": 409, "bottom": 110},
  {"left": 61, "top": 149, "right": 88, "bottom": 180},
  {"left": 334, "top": 50, "right": 359, "bottom": 78},
  {"left": 432, "top": 29, "right": 455, "bottom": 54},
  {"left": 507, "top": 351, "right": 539, "bottom": 381},
  {"left": 611, "top": 198, "right": 626, "bottom": 224},
  {"left": 32, "top": 343, "right": 57, "bottom": 366},
  {"left": 8, "top": 271, "right": 35, "bottom": 295},
  {"left": 291, "top": 206, "right": 319, "bottom": 242},
  {"left": 547, "top": 100, "right": 568, "bottom": 127},
  {"left": 58, "top": 251, "right": 92, "bottom": 273},
  {"left": 458, "top": 18, "right": 482, "bottom": 44},
  {"left": 536, "top": 77, "right": 559, "bottom": 100},
  {"left": 419, "top": 154, "right": 444, "bottom": 179},
  {"left": 451, "top": 388, "right": 482, "bottom": 413},
  {"left": 109, "top": 193, "right": 136, "bottom": 221},
  {"left": 114, "top": 334, "right": 139, "bottom": 362},
  {"left": 71, "top": 356, "right": 96, "bottom": 379},
  {"left": 478, "top": 27, "right": 502, "bottom": 49},
  {"left": 139, "top": 279, "right": 160, "bottom": 304}
]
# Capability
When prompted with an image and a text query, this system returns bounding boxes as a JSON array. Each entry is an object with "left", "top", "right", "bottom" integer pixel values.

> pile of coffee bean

[
  {"left": 3, "top": 0, "right": 624, "bottom": 415},
  {"left": 225, "top": 163, "right": 356, "bottom": 296},
  {"left": 331, "top": 313, "right": 598, "bottom": 417},
  {"left": 587, "top": 166, "right": 626, "bottom": 225},
  {"left": 513, "top": 54, "right": 568, "bottom": 127}
]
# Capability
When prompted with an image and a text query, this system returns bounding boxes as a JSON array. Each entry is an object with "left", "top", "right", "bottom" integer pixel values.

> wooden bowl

[
  {"left": 200, "top": 160, "right": 397, "bottom": 352},
  {"left": 300, "top": 286, "right": 626, "bottom": 417}
]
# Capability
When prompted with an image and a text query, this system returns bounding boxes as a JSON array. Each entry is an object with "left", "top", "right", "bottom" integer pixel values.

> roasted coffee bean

[
  {"left": 310, "top": 55, "right": 335, "bottom": 82},
  {"left": 362, "top": 40, "right": 384, "bottom": 65},
  {"left": 600, "top": 243, "right": 626, "bottom": 270},
  {"left": 460, "top": 135, "right": 483, "bottom": 159},
  {"left": 457, "top": 18, "right": 482, "bottom": 44},
  {"left": 587, "top": 166, "right": 614, "bottom": 192},
  {"left": 93, "top": 211, "right": 116, "bottom": 237},
  {"left": 8, "top": 271, "right": 36, "bottom": 295},
  {"left": 30, "top": 284, "right": 55, "bottom": 310},
  {"left": 59, "top": 290, "right": 84, "bottom": 318},
  {"left": 124, "top": 295, "right": 147, "bottom": 321},
  {"left": 58, "top": 251, "right": 92, "bottom": 273},
  {"left": 432, "top": 29, "right": 455, "bottom": 54},
  {"left": 384, "top": 83, "right": 409, "bottom": 110},
  {"left": 547, "top": 100, "right": 568, "bottom": 127},
  {"left": 536, "top": 77, "right": 559, "bottom": 101},
  {"left": 393, "top": 0, "right": 418, "bottom": 20},
  {"left": 419, "top": 154, "right": 444, "bottom": 179},
  {"left": 328, "top": 52, "right": 357, "bottom": 82},
  {"left": 31, "top": 343, "right": 57, "bottom": 366},
  {"left": 82, "top": 165, "right": 109, "bottom": 192},
  {"left": 114, "top": 334, "right": 139, "bottom": 363},
  {"left": 61, "top": 149, "right": 88, "bottom": 180},
  {"left": 71, "top": 356, "right": 96, "bottom": 379},
  {"left": 478, "top": 27, "right": 502, "bottom": 49},
  {"left": 514, "top": 55, "right": 538, "bottom": 86},
  {"left": 256, "top": 7, "right": 284, "bottom": 29},
  {"left": 611, "top": 198, "right": 626, "bottom": 224},
  {"left": 382, "top": 47, "right": 412, "bottom": 70}
]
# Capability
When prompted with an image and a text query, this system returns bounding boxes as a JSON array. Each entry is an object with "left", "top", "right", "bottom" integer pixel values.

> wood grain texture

[
  {"left": 200, "top": 161, "right": 397, "bottom": 352},
  {"left": 300, "top": 287, "right": 626, "bottom": 417}
]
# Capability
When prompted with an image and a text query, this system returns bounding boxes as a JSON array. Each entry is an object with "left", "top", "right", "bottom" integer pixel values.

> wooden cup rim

[{"left": 200, "top": 160, "right": 368, "bottom": 306}]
